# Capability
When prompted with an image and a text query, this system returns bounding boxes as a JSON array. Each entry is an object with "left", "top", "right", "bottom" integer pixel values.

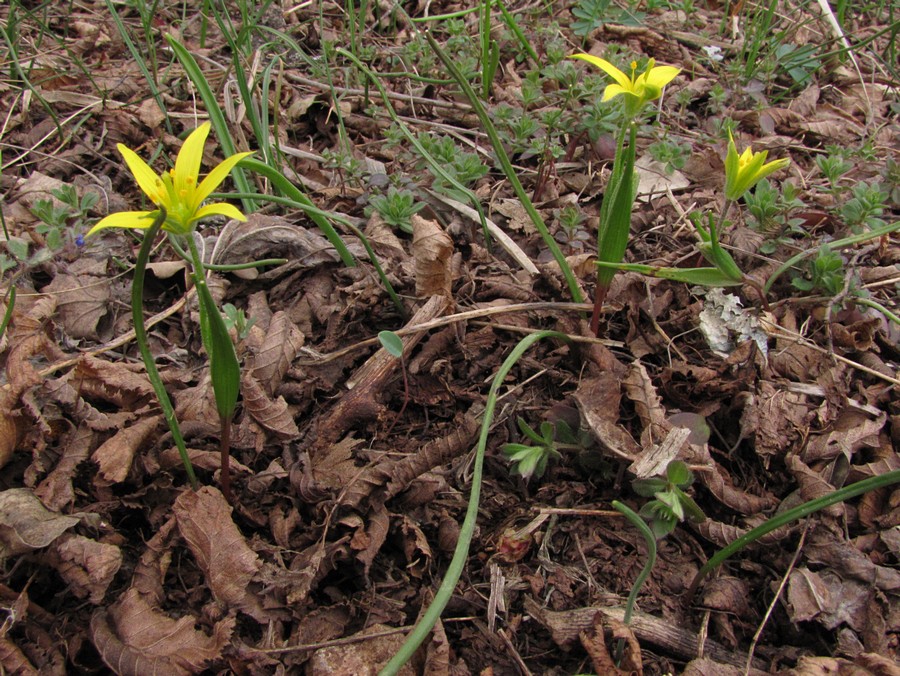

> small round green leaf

[{"left": 378, "top": 330, "right": 404, "bottom": 358}]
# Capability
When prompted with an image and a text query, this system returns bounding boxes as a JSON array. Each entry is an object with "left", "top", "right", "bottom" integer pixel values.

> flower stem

[{"left": 132, "top": 208, "right": 198, "bottom": 490}]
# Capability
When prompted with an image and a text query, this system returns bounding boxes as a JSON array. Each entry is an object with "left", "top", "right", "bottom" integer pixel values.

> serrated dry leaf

[
  {"left": 242, "top": 374, "right": 300, "bottom": 439},
  {"left": 173, "top": 487, "right": 267, "bottom": 621},
  {"left": 250, "top": 311, "right": 304, "bottom": 395},
  {"left": 312, "top": 436, "right": 363, "bottom": 492},
  {"left": 0, "top": 636, "right": 38, "bottom": 675},
  {"left": 803, "top": 409, "right": 885, "bottom": 464},
  {"left": 92, "top": 414, "right": 161, "bottom": 484},
  {"left": 0, "top": 489, "right": 80, "bottom": 559},
  {"left": 622, "top": 361, "right": 669, "bottom": 447},
  {"left": 42, "top": 258, "right": 111, "bottom": 340},
  {"left": 91, "top": 588, "right": 234, "bottom": 676},
  {"left": 411, "top": 213, "right": 453, "bottom": 299},
  {"left": 573, "top": 374, "right": 641, "bottom": 462},
  {"left": 34, "top": 423, "right": 97, "bottom": 511},
  {"left": 48, "top": 533, "right": 122, "bottom": 604}
]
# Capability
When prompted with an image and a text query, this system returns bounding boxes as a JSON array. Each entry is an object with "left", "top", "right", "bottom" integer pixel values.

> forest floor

[{"left": 0, "top": 1, "right": 898, "bottom": 674}]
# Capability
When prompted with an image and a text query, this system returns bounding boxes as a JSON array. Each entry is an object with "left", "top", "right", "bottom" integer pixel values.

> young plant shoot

[
  {"left": 571, "top": 55, "right": 680, "bottom": 335},
  {"left": 89, "top": 122, "right": 251, "bottom": 501}
]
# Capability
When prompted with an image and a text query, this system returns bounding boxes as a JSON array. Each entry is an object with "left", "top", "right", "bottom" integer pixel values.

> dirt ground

[{"left": 0, "top": 1, "right": 898, "bottom": 674}]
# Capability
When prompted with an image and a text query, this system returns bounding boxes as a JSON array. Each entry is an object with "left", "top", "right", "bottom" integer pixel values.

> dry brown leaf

[
  {"left": 91, "top": 588, "right": 234, "bottom": 676},
  {"left": 573, "top": 374, "right": 641, "bottom": 463},
  {"left": 411, "top": 213, "right": 453, "bottom": 299},
  {"left": 580, "top": 613, "right": 642, "bottom": 676},
  {"left": 349, "top": 503, "right": 390, "bottom": 578},
  {"left": 0, "top": 400, "right": 21, "bottom": 470},
  {"left": 0, "top": 488, "right": 80, "bottom": 559},
  {"left": 215, "top": 213, "right": 344, "bottom": 269},
  {"left": 173, "top": 487, "right": 267, "bottom": 621},
  {"left": 34, "top": 423, "right": 97, "bottom": 511},
  {"left": 42, "top": 258, "right": 111, "bottom": 340},
  {"left": 0, "top": 636, "right": 39, "bottom": 675},
  {"left": 47, "top": 533, "right": 122, "bottom": 604},
  {"left": 92, "top": 414, "right": 162, "bottom": 484},
  {"left": 312, "top": 436, "right": 363, "bottom": 492},
  {"left": 622, "top": 361, "right": 669, "bottom": 448},
  {"left": 69, "top": 356, "right": 155, "bottom": 410},
  {"left": 250, "top": 311, "right": 304, "bottom": 395},
  {"left": 241, "top": 374, "right": 300, "bottom": 439},
  {"left": 803, "top": 409, "right": 885, "bottom": 464}
]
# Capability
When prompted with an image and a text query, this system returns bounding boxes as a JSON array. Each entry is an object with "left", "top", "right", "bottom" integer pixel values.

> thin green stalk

[
  {"left": 495, "top": 0, "right": 539, "bottom": 63},
  {"left": 132, "top": 208, "right": 198, "bottom": 490},
  {"left": 0, "top": 287, "right": 15, "bottom": 343},
  {"left": 380, "top": 331, "right": 569, "bottom": 676},
  {"left": 165, "top": 36, "right": 254, "bottom": 211},
  {"left": 104, "top": 0, "right": 172, "bottom": 134},
  {"left": 688, "top": 468, "right": 900, "bottom": 600},
  {"left": 235, "top": 158, "right": 355, "bottom": 267},
  {"left": 852, "top": 296, "right": 900, "bottom": 325},
  {"left": 421, "top": 31, "right": 583, "bottom": 304},
  {"left": 611, "top": 500, "right": 657, "bottom": 663},
  {"left": 764, "top": 220, "right": 900, "bottom": 293}
]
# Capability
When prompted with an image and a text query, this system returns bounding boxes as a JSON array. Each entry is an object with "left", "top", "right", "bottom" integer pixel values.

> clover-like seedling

[
  {"left": 502, "top": 417, "right": 568, "bottom": 481},
  {"left": 632, "top": 460, "right": 705, "bottom": 538}
]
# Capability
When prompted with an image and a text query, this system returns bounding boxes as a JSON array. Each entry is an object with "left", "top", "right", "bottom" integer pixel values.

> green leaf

[
  {"left": 666, "top": 460, "right": 693, "bottom": 487},
  {"left": 5, "top": 236, "right": 29, "bottom": 261},
  {"left": 195, "top": 278, "right": 240, "bottom": 419},
  {"left": 517, "top": 417, "right": 546, "bottom": 446},
  {"left": 378, "top": 330, "right": 404, "bottom": 358},
  {"left": 632, "top": 477, "right": 668, "bottom": 497},
  {"left": 596, "top": 261, "right": 745, "bottom": 286}
]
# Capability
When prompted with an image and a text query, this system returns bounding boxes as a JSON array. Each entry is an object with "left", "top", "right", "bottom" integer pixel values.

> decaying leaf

[
  {"left": 622, "top": 361, "right": 669, "bottom": 447},
  {"left": 0, "top": 488, "right": 81, "bottom": 559},
  {"left": 46, "top": 533, "right": 122, "bottom": 604},
  {"left": 306, "top": 623, "right": 419, "bottom": 676},
  {"left": 42, "top": 257, "right": 111, "bottom": 340},
  {"left": 411, "top": 213, "right": 453, "bottom": 299},
  {"left": 250, "top": 311, "right": 304, "bottom": 395},
  {"left": 91, "top": 414, "right": 162, "bottom": 484},
  {"left": 241, "top": 374, "right": 300, "bottom": 439},
  {"left": 172, "top": 487, "right": 267, "bottom": 621},
  {"left": 91, "top": 588, "right": 234, "bottom": 676}
]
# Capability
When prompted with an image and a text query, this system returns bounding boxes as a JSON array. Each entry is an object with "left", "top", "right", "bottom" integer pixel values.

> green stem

[
  {"left": 688, "top": 468, "right": 900, "bottom": 601},
  {"left": 764, "top": 220, "right": 900, "bottom": 294},
  {"left": 132, "top": 208, "right": 198, "bottom": 490},
  {"left": 611, "top": 500, "right": 657, "bottom": 664},
  {"left": 236, "top": 158, "right": 355, "bottom": 268},
  {"left": 379, "top": 331, "right": 569, "bottom": 676},
  {"left": 852, "top": 296, "right": 900, "bottom": 325}
]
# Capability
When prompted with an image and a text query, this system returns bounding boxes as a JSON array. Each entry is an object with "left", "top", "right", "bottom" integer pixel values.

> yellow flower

[
  {"left": 724, "top": 131, "right": 790, "bottom": 201},
  {"left": 572, "top": 54, "right": 680, "bottom": 115},
  {"left": 88, "top": 122, "right": 252, "bottom": 236}
]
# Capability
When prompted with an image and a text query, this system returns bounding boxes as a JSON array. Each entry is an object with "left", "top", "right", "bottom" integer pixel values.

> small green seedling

[
  {"left": 222, "top": 303, "right": 256, "bottom": 341},
  {"left": 378, "top": 330, "right": 409, "bottom": 435},
  {"left": 501, "top": 417, "right": 572, "bottom": 481},
  {"left": 366, "top": 187, "right": 425, "bottom": 233},
  {"left": 631, "top": 460, "right": 705, "bottom": 538}
]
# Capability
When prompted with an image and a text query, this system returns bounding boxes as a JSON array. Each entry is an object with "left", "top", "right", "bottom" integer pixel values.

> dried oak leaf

[
  {"left": 46, "top": 533, "right": 122, "bottom": 604},
  {"left": 411, "top": 213, "right": 453, "bottom": 299},
  {"left": 0, "top": 488, "right": 80, "bottom": 559},
  {"left": 241, "top": 374, "right": 300, "bottom": 439},
  {"left": 91, "top": 588, "right": 234, "bottom": 676},
  {"left": 42, "top": 257, "right": 111, "bottom": 340},
  {"left": 249, "top": 311, "right": 304, "bottom": 395},
  {"left": 172, "top": 487, "right": 268, "bottom": 622}
]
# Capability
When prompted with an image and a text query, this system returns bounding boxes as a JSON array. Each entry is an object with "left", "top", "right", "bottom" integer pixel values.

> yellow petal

[
  {"left": 118, "top": 145, "right": 167, "bottom": 206},
  {"left": 192, "top": 202, "right": 247, "bottom": 224},
  {"left": 86, "top": 210, "right": 158, "bottom": 236},
  {"left": 174, "top": 122, "right": 210, "bottom": 199},
  {"left": 602, "top": 84, "right": 631, "bottom": 101},
  {"left": 571, "top": 54, "right": 633, "bottom": 90},
  {"left": 192, "top": 152, "right": 253, "bottom": 211},
  {"left": 644, "top": 65, "right": 680, "bottom": 90}
]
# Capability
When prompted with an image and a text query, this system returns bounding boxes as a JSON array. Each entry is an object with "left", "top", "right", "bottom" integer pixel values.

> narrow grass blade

[
  {"left": 165, "top": 35, "right": 254, "bottom": 210},
  {"left": 380, "top": 331, "right": 569, "bottom": 675}
]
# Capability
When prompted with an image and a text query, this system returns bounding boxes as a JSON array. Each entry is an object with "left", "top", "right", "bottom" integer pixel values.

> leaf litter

[{"left": 0, "top": 1, "right": 897, "bottom": 674}]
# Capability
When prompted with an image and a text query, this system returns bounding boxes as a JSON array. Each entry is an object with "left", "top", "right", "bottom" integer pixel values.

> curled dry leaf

[
  {"left": 42, "top": 258, "right": 111, "bottom": 340},
  {"left": 411, "top": 213, "right": 453, "bottom": 300},
  {"left": 0, "top": 488, "right": 81, "bottom": 559},
  {"left": 241, "top": 374, "right": 300, "bottom": 439},
  {"left": 250, "top": 311, "right": 304, "bottom": 395},
  {"left": 47, "top": 533, "right": 122, "bottom": 604},
  {"left": 0, "top": 636, "right": 39, "bottom": 675},
  {"left": 622, "top": 360, "right": 669, "bottom": 447},
  {"left": 92, "top": 414, "right": 162, "bottom": 484},
  {"left": 172, "top": 487, "right": 268, "bottom": 622},
  {"left": 91, "top": 588, "right": 234, "bottom": 676}
]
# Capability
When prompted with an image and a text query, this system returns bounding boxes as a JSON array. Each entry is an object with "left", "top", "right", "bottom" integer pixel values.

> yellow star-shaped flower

[
  {"left": 89, "top": 122, "right": 252, "bottom": 237},
  {"left": 724, "top": 131, "right": 790, "bottom": 201},
  {"left": 572, "top": 54, "right": 680, "bottom": 116}
]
